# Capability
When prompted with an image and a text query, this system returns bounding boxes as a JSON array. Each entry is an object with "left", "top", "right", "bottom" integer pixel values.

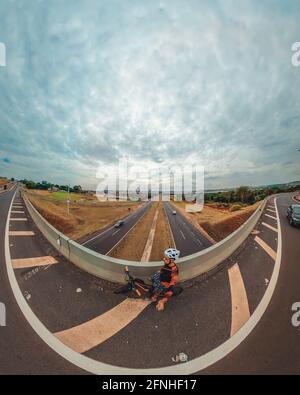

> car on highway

[
  {"left": 114, "top": 220, "right": 125, "bottom": 228},
  {"left": 172, "top": 210, "right": 177, "bottom": 215},
  {"left": 287, "top": 205, "right": 300, "bottom": 227}
]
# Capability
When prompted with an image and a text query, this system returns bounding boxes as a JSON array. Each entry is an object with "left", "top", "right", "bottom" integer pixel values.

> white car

[
  {"left": 114, "top": 220, "right": 124, "bottom": 228},
  {"left": 172, "top": 210, "right": 177, "bottom": 215}
]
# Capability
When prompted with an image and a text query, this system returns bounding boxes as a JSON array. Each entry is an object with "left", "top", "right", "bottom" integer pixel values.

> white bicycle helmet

[{"left": 164, "top": 248, "right": 180, "bottom": 260}]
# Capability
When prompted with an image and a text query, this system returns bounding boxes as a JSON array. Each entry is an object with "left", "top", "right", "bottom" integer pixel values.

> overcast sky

[{"left": 0, "top": 0, "right": 299, "bottom": 190}]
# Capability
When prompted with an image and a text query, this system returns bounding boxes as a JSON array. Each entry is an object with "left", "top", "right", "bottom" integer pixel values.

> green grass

[{"left": 49, "top": 191, "right": 82, "bottom": 202}]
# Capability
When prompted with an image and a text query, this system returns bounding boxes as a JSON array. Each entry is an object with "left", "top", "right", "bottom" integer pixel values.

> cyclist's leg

[{"left": 156, "top": 287, "right": 174, "bottom": 311}]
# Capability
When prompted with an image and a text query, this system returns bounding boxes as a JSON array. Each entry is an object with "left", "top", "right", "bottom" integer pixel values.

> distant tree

[
  {"left": 25, "top": 181, "right": 36, "bottom": 189},
  {"left": 236, "top": 186, "right": 250, "bottom": 203},
  {"left": 247, "top": 192, "right": 255, "bottom": 204},
  {"left": 215, "top": 193, "right": 227, "bottom": 203},
  {"left": 73, "top": 185, "right": 82, "bottom": 193}
]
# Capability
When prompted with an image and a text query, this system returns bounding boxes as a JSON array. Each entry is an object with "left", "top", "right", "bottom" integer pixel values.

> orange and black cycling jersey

[{"left": 159, "top": 259, "right": 178, "bottom": 288}]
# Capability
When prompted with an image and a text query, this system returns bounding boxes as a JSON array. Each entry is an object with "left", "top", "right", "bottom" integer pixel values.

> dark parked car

[
  {"left": 287, "top": 205, "right": 300, "bottom": 227},
  {"left": 114, "top": 220, "right": 124, "bottom": 228}
]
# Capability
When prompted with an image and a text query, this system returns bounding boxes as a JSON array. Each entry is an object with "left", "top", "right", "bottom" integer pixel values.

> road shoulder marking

[
  {"left": 254, "top": 236, "right": 276, "bottom": 261},
  {"left": 265, "top": 213, "right": 277, "bottom": 221},
  {"left": 55, "top": 299, "right": 150, "bottom": 354},
  {"left": 12, "top": 256, "right": 58, "bottom": 269},
  {"left": 228, "top": 263, "right": 250, "bottom": 337},
  {"left": 262, "top": 222, "right": 278, "bottom": 233},
  {"left": 9, "top": 231, "right": 35, "bottom": 236}
]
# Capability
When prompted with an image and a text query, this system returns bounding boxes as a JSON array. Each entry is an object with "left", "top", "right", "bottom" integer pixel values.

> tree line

[
  {"left": 205, "top": 184, "right": 300, "bottom": 205},
  {"left": 19, "top": 179, "right": 83, "bottom": 193}
]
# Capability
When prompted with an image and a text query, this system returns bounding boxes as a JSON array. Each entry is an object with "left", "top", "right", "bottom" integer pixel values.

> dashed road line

[
  {"left": 12, "top": 256, "right": 59, "bottom": 269},
  {"left": 262, "top": 222, "right": 278, "bottom": 233},
  {"left": 265, "top": 213, "right": 277, "bottom": 221},
  {"left": 254, "top": 236, "right": 276, "bottom": 261},
  {"left": 228, "top": 263, "right": 250, "bottom": 337},
  {"left": 54, "top": 299, "right": 150, "bottom": 354},
  {"left": 9, "top": 231, "right": 35, "bottom": 236},
  {"left": 180, "top": 230, "right": 186, "bottom": 240}
]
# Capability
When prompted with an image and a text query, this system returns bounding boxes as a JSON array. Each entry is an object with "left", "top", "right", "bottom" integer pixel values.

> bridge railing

[{"left": 22, "top": 191, "right": 266, "bottom": 284}]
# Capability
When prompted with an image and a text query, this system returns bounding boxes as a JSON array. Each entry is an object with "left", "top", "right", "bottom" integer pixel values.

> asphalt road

[
  {"left": 83, "top": 201, "right": 152, "bottom": 255},
  {"left": 1, "top": 191, "right": 299, "bottom": 373},
  {"left": 0, "top": 187, "right": 83, "bottom": 374},
  {"left": 164, "top": 202, "right": 212, "bottom": 256},
  {"left": 203, "top": 193, "right": 300, "bottom": 374}
]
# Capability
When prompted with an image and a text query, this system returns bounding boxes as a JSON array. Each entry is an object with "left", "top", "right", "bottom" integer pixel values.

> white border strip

[{"left": 5, "top": 192, "right": 282, "bottom": 375}]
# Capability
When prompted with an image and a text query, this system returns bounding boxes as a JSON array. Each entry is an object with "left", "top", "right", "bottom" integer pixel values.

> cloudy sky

[{"left": 0, "top": 0, "right": 299, "bottom": 190}]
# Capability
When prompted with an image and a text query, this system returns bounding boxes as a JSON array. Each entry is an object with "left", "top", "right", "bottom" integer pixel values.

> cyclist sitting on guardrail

[{"left": 151, "top": 248, "right": 180, "bottom": 311}]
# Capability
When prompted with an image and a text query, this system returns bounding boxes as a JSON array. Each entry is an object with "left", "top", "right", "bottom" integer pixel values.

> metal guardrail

[{"left": 22, "top": 191, "right": 266, "bottom": 284}]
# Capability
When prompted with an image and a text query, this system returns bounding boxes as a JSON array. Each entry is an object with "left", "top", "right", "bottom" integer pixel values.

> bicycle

[{"left": 114, "top": 266, "right": 183, "bottom": 300}]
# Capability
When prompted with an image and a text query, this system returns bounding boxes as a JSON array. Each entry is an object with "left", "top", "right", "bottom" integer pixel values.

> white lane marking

[
  {"left": 112, "top": 228, "right": 121, "bottom": 236},
  {"left": 9, "top": 231, "right": 35, "bottom": 236},
  {"left": 82, "top": 203, "right": 150, "bottom": 246},
  {"left": 254, "top": 236, "right": 276, "bottom": 261},
  {"left": 106, "top": 204, "right": 151, "bottom": 256},
  {"left": 180, "top": 230, "right": 186, "bottom": 240},
  {"left": 266, "top": 208, "right": 276, "bottom": 214},
  {"left": 265, "top": 213, "right": 277, "bottom": 221},
  {"left": 262, "top": 222, "right": 278, "bottom": 233},
  {"left": 141, "top": 207, "right": 159, "bottom": 262},
  {"left": 11, "top": 211, "right": 25, "bottom": 214},
  {"left": 10, "top": 218, "right": 27, "bottom": 221},
  {"left": 54, "top": 299, "right": 150, "bottom": 353},
  {"left": 82, "top": 225, "right": 115, "bottom": 245},
  {"left": 12, "top": 256, "right": 59, "bottom": 269},
  {"left": 163, "top": 203, "right": 176, "bottom": 248},
  {"left": 228, "top": 263, "right": 250, "bottom": 337}
]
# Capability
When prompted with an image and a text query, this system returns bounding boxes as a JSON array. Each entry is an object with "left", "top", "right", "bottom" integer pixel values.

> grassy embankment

[
  {"left": 25, "top": 189, "right": 141, "bottom": 241},
  {"left": 0, "top": 178, "right": 13, "bottom": 193},
  {"left": 172, "top": 201, "right": 261, "bottom": 242}
]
